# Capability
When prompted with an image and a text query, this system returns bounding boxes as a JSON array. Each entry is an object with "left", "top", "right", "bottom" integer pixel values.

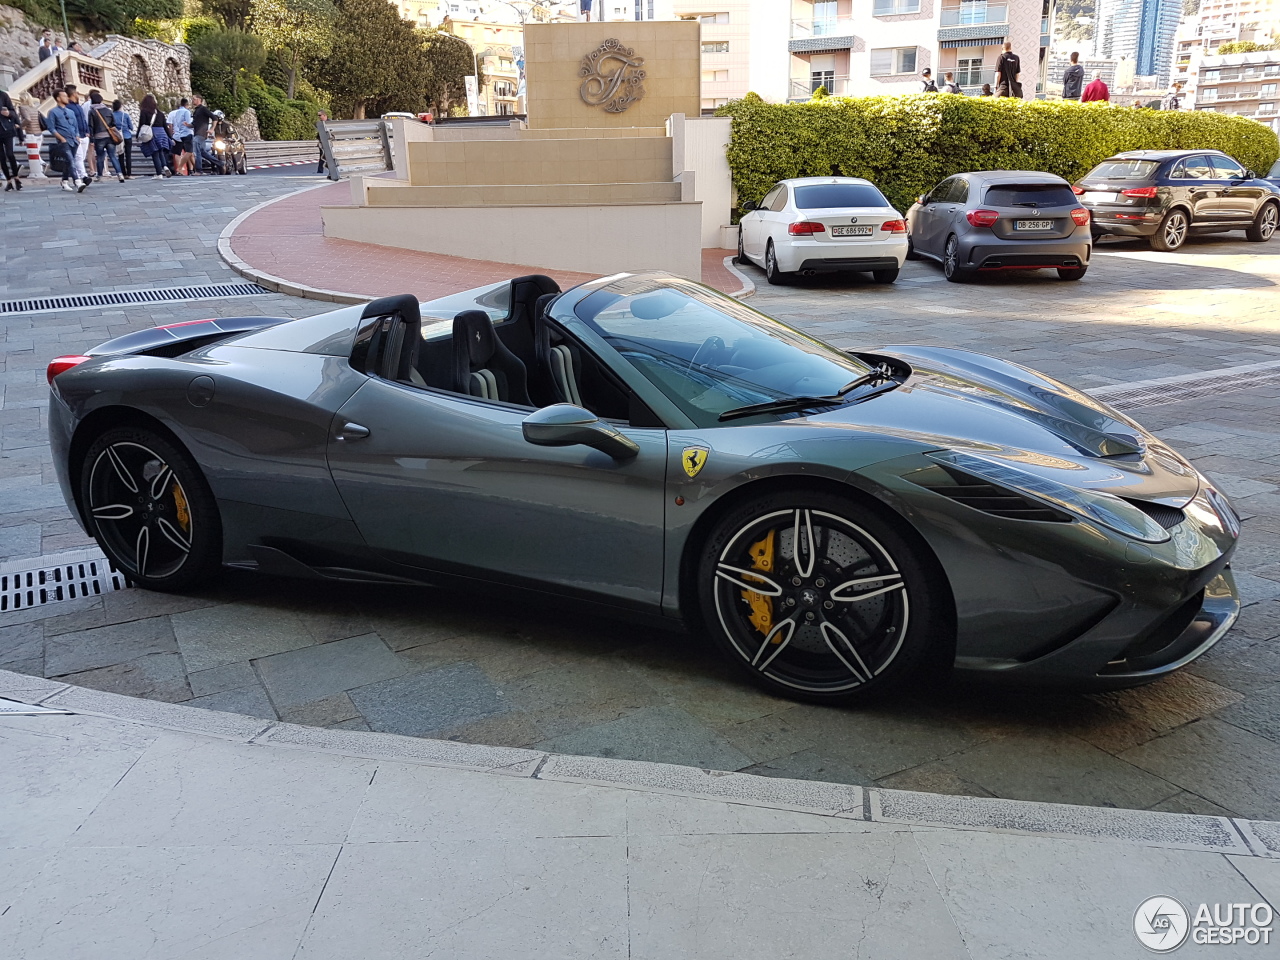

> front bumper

[{"left": 776, "top": 236, "right": 908, "bottom": 273}]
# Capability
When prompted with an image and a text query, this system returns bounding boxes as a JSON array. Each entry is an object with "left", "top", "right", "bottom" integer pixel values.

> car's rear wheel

[
  {"left": 696, "top": 491, "right": 944, "bottom": 704},
  {"left": 942, "top": 235, "right": 971, "bottom": 283},
  {"left": 1245, "top": 201, "right": 1278, "bottom": 242},
  {"left": 735, "top": 229, "right": 748, "bottom": 265},
  {"left": 1150, "top": 209, "right": 1188, "bottom": 252},
  {"left": 1057, "top": 266, "right": 1088, "bottom": 281},
  {"left": 764, "top": 241, "right": 789, "bottom": 285},
  {"left": 80, "top": 426, "right": 222, "bottom": 592},
  {"left": 872, "top": 267, "right": 899, "bottom": 283}
]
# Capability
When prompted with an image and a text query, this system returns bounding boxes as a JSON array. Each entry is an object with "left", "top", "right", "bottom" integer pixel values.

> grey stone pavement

[
  {"left": 1, "top": 675, "right": 1277, "bottom": 960},
  {"left": 2, "top": 176, "right": 1279, "bottom": 822}
]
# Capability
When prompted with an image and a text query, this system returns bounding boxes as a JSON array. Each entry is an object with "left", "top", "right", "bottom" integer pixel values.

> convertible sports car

[{"left": 47, "top": 272, "right": 1241, "bottom": 703}]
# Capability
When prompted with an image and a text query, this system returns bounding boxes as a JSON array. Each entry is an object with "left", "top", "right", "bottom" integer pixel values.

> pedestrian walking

[
  {"left": 64, "top": 84, "right": 91, "bottom": 188},
  {"left": 191, "top": 94, "right": 216, "bottom": 173},
  {"left": 87, "top": 90, "right": 124, "bottom": 182},
  {"left": 37, "top": 29, "right": 62, "bottom": 61},
  {"left": 112, "top": 98, "right": 133, "bottom": 178},
  {"left": 0, "top": 89, "right": 21, "bottom": 192},
  {"left": 579, "top": 0, "right": 592, "bottom": 21},
  {"left": 919, "top": 68, "right": 937, "bottom": 93},
  {"left": 1081, "top": 71, "right": 1110, "bottom": 102},
  {"left": 1062, "top": 51, "right": 1084, "bottom": 100},
  {"left": 18, "top": 95, "right": 44, "bottom": 178},
  {"left": 167, "top": 97, "right": 194, "bottom": 175},
  {"left": 941, "top": 71, "right": 963, "bottom": 94},
  {"left": 45, "top": 89, "right": 83, "bottom": 192},
  {"left": 136, "top": 94, "right": 172, "bottom": 178},
  {"left": 995, "top": 41, "right": 1022, "bottom": 98},
  {"left": 316, "top": 110, "right": 328, "bottom": 174},
  {"left": 1161, "top": 80, "right": 1185, "bottom": 111}
]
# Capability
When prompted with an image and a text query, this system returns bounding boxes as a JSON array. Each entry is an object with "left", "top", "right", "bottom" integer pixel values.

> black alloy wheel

[
  {"left": 80, "top": 426, "right": 222, "bottom": 591},
  {"left": 1246, "top": 202, "right": 1279, "bottom": 242},
  {"left": 736, "top": 228, "right": 749, "bottom": 265},
  {"left": 942, "top": 235, "right": 970, "bottom": 283},
  {"left": 696, "top": 491, "right": 943, "bottom": 704},
  {"left": 1150, "top": 209, "right": 1189, "bottom": 252},
  {"left": 764, "top": 241, "right": 788, "bottom": 285}
]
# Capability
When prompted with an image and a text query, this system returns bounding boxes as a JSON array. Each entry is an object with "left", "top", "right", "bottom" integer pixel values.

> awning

[{"left": 940, "top": 37, "right": 1005, "bottom": 49}]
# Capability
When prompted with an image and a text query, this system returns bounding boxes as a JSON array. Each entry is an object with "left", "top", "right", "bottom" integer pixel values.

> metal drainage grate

[
  {"left": 0, "top": 282, "right": 269, "bottom": 317},
  {"left": 0, "top": 548, "right": 129, "bottom": 613},
  {"left": 1091, "top": 361, "right": 1280, "bottom": 411}
]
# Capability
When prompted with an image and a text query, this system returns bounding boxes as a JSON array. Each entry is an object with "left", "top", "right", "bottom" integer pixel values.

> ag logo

[
  {"left": 682, "top": 445, "right": 709, "bottom": 479},
  {"left": 1134, "top": 896, "right": 1190, "bottom": 952}
]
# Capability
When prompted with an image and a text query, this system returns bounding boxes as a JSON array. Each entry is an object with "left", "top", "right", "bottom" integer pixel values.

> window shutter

[{"left": 870, "top": 49, "right": 894, "bottom": 75}]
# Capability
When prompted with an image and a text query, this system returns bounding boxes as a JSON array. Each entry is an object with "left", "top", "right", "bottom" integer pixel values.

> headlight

[
  {"left": 928, "top": 450, "right": 1170, "bottom": 543},
  {"left": 214, "top": 140, "right": 226, "bottom": 150}
]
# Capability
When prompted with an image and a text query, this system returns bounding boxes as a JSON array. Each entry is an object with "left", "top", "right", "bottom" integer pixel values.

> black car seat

[
  {"left": 452, "top": 309, "right": 531, "bottom": 405},
  {"left": 533, "top": 293, "right": 583, "bottom": 406},
  {"left": 501, "top": 274, "right": 561, "bottom": 364}
]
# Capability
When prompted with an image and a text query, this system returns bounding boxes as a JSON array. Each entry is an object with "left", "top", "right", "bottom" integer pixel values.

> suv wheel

[
  {"left": 1246, "top": 202, "right": 1279, "bottom": 242},
  {"left": 1150, "top": 209, "right": 1189, "bottom": 252}
]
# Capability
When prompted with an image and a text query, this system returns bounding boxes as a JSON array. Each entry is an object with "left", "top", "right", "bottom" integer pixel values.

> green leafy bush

[{"left": 718, "top": 95, "right": 1280, "bottom": 214}]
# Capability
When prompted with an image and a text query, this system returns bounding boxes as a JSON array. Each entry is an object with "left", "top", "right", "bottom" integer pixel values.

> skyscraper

[{"left": 1094, "top": 0, "right": 1181, "bottom": 82}]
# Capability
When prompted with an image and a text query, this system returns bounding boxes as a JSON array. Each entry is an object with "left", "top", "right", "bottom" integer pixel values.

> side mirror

[
  {"left": 740, "top": 200, "right": 757, "bottom": 212},
  {"left": 917, "top": 195, "right": 928, "bottom": 205},
  {"left": 522, "top": 404, "right": 639, "bottom": 460}
]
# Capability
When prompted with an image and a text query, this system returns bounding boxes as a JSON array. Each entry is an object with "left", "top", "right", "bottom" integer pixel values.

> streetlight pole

[{"left": 444, "top": 31, "right": 481, "bottom": 116}]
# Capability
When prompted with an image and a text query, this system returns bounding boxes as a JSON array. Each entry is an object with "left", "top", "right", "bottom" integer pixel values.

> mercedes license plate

[
  {"left": 831, "top": 225, "right": 873, "bottom": 237},
  {"left": 1084, "top": 191, "right": 1118, "bottom": 203},
  {"left": 1015, "top": 220, "right": 1054, "bottom": 231}
]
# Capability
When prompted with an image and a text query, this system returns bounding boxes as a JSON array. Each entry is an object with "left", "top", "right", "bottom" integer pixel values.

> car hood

[{"left": 807, "top": 345, "right": 1200, "bottom": 505}]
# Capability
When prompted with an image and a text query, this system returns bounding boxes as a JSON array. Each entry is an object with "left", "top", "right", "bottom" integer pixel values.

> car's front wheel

[
  {"left": 735, "top": 229, "right": 749, "bottom": 265},
  {"left": 1246, "top": 201, "right": 1278, "bottom": 242},
  {"left": 696, "top": 491, "right": 945, "bottom": 704},
  {"left": 942, "top": 235, "right": 971, "bottom": 283},
  {"left": 764, "top": 241, "right": 789, "bottom": 285},
  {"left": 80, "top": 426, "right": 222, "bottom": 591},
  {"left": 1150, "top": 209, "right": 1189, "bottom": 252}
]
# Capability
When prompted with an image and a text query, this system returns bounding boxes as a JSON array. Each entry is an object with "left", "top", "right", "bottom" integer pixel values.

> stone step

[
  {"left": 364, "top": 181, "right": 684, "bottom": 207},
  {"left": 405, "top": 136, "right": 672, "bottom": 187}
]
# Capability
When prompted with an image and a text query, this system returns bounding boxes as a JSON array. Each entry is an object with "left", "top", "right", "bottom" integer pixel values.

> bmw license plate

[
  {"left": 1015, "top": 220, "right": 1055, "bottom": 231},
  {"left": 830, "top": 225, "right": 873, "bottom": 237}
]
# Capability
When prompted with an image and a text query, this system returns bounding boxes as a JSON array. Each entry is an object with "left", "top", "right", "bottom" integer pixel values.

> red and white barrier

[{"left": 24, "top": 134, "right": 45, "bottom": 178}]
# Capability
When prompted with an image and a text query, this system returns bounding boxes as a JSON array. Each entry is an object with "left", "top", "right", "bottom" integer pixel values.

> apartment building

[
  {"left": 1093, "top": 0, "right": 1181, "bottom": 84},
  {"left": 1171, "top": 0, "right": 1280, "bottom": 100},
  {"left": 1194, "top": 48, "right": 1280, "bottom": 132}
]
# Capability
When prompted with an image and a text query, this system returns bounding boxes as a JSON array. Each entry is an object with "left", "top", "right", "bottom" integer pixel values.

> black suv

[{"left": 1074, "top": 150, "right": 1280, "bottom": 251}]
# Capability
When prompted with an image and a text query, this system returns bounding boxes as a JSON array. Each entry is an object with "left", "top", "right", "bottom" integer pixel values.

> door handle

[{"left": 336, "top": 422, "right": 370, "bottom": 441}]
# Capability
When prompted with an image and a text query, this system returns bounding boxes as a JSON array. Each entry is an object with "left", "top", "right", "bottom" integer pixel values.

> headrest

[
  {"left": 454, "top": 310, "right": 497, "bottom": 366},
  {"left": 510, "top": 274, "right": 561, "bottom": 304},
  {"left": 362, "top": 293, "right": 420, "bottom": 325}
]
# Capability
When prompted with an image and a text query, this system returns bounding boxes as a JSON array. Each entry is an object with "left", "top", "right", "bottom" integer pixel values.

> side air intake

[{"left": 907, "top": 464, "right": 1072, "bottom": 523}]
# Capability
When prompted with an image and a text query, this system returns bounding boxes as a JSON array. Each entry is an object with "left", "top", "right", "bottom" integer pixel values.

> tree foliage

[
  {"left": 200, "top": 0, "right": 253, "bottom": 29},
  {"left": 192, "top": 27, "right": 267, "bottom": 100},
  {"left": 718, "top": 94, "right": 1280, "bottom": 216},
  {"left": 1217, "top": 40, "right": 1278, "bottom": 54},
  {"left": 14, "top": 0, "right": 183, "bottom": 34},
  {"left": 317, "top": 0, "right": 431, "bottom": 119},
  {"left": 423, "top": 28, "right": 483, "bottom": 116},
  {"left": 248, "top": 0, "right": 336, "bottom": 98}
]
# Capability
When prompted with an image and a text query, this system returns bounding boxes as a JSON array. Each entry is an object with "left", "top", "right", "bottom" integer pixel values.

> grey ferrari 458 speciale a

[{"left": 47, "top": 272, "right": 1242, "bottom": 704}]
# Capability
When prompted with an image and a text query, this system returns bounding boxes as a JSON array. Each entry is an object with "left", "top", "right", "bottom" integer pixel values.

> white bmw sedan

[{"left": 737, "top": 177, "right": 909, "bottom": 285}]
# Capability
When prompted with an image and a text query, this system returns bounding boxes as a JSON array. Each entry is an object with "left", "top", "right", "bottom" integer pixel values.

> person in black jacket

[
  {"left": 995, "top": 42, "right": 1022, "bottom": 98},
  {"left": 1062, "top": 51, "right": 1085, "bottom": 100},
  {"left": 191, "top": 94, "right": 214, "bottom": 173},
  {"left": 0, "top": 88, "right": 21, "bottom": 191}
]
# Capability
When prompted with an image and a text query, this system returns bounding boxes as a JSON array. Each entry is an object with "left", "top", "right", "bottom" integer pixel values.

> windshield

[
  {"left": 574, "top": 278, "right": 869, "bottom": 426},
  {"left": 1085, "top": 160, "right": 1159, "bottom": 181},
  {"left": 793, "top": 183, "right": 889, "bottom": 209},
  {"left": 419, "top": 280, "right": 511, "bottom": 324}
]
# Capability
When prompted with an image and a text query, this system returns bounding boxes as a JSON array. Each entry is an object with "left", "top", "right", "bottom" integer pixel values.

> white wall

[{"left": 669, "top": 113, "right": 734, "bottom": 247}]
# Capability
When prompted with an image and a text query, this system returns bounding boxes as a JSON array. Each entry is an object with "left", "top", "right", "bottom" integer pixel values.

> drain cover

[
  {"left": 0, "top": 547, "right": 129, "bottom": 613},
  {"left": 0, "top": 282, "right": 269, "bottom": 318}
]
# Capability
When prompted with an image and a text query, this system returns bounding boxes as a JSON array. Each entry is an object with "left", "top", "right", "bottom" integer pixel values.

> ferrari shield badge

[{"left": 682, "top": 445, "right": 709, "bottom": 479}]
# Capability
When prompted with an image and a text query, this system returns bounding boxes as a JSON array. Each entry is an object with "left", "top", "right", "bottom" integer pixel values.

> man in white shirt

[{"left": 167, "top": 98, "right": 195, "bottom": 174}]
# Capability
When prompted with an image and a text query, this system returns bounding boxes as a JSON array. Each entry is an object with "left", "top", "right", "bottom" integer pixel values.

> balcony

[
  {"left": 939, "top": 4, "right": 1007, "bottom": 27},
  {"left": 788, "top": 76, "right": 851, "bottom": 101},
  {"left": 790, "top": 18, "right": 858, "bottom": 53}
]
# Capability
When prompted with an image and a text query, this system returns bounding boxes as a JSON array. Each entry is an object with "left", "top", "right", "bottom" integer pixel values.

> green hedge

[{"left": 719, "top": 94, "right": 1280, "bottom": 214}]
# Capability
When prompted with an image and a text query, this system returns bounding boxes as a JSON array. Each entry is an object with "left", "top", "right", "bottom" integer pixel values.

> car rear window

[
  {"left": 793, "top": 183, "right": 889, "bottom": 209},
  {"left": 983, "top": 184, "right": 1078, "bottom": 207},
  {"left": 1085, "top": 159, "right": 1160, "bottom": 181}
]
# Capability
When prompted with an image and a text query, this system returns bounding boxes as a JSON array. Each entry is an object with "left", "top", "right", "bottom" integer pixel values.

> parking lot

[{"left": 2, "top": 177, "right": 1279, "bottom": 819}]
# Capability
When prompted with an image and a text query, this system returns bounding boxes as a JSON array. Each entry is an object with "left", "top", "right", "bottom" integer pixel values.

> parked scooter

[{"left": 211, "top": 111, "right": 247, "bottom": 175}]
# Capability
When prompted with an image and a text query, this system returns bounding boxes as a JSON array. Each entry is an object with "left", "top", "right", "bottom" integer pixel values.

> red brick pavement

[{"left": 227, "top": 180, "right": 744, "bottom": 301}]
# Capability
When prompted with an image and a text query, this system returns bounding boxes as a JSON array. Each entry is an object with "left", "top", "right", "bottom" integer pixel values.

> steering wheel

[{"left": 687, "top": 336, "right": 727, "bottom": 375}]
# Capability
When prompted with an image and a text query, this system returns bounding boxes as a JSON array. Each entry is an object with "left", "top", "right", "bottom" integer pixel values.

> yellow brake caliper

[
  {"left": 172, "top": 482, "right": 190, "bottom": 533},
  {"left": 743, "top": 529, "right": 775, "bottom": 637}
]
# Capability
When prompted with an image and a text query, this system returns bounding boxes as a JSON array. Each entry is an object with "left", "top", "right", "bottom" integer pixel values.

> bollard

[{"left": 24, "top": 134, "right": 46, "bottom": 178}]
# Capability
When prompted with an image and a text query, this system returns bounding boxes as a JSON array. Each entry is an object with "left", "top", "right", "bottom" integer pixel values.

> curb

[
  {"left": 217, "top": 182, "right": 372, "bottom": 306},
  {"left": 722, "top": 255, "right": 756, "bottom": 299},
  {"left": 2, "top": 668, "right": 1274, "bottom": 858}
]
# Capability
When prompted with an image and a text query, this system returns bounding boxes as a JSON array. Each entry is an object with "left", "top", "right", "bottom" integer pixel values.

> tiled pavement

[
  {"left": 2, "top": 176, "right": 1279, "bottom": 819},
  {"left": 224, "top": 177, "right": 746, "bottom": 300}
]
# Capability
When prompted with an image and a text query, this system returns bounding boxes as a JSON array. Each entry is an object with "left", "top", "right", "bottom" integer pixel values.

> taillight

[
  {"left": 788, "top": 221, "right": 826, "bottom": 236},
  {"left": 47, "top": 355, "right": 92, "bottom": 385},
  {"left": 880, "top": 219, "right": 907, "bottom": 233},
  {"left": 966, "top": 209, "right": 999, "bottom": 228},
  {"left": 1120, "top": 186, "right": 1158, "bottom": 198},
  {"left": 1071, "top": 185, "right": 1085, "bottom": 195},
  {"left": 1071, "top": 207, "right": 1091, "bottom": 226}
]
